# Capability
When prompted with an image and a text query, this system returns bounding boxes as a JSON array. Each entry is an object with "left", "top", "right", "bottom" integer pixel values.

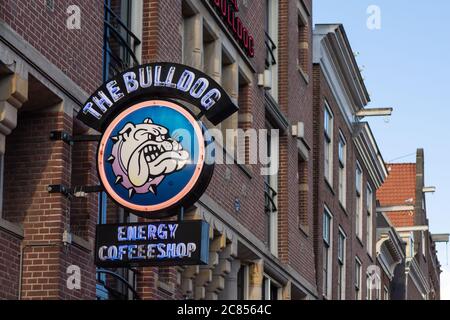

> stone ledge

[
  {"left": 0, "top": 218, "right": 24, "bottom": 239},
  {"left": 71, "top": 233, "right": 93, "bottom": 253}
]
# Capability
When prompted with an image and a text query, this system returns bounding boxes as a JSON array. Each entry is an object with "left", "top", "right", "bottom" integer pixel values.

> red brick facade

[{"left": 0, "top": 0, "right": 442, "bottom": 300}]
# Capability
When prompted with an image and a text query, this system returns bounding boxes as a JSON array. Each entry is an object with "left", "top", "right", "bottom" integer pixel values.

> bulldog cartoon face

[{"left": 108, "top": 118, "right": 190, "bottom": 196}]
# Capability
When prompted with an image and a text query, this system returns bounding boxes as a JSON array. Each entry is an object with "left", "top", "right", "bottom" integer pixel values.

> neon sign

[
  {"left": 97, "top": 100, "right": 214, "bottom": 217},
  {"left": 95, "top": 221, "right": 209, "bottom": 267},
  {"left": 78, "top": 63, "right": 238, "bottom": 267},
  {"left": 209, "top": 0, "right": 255, "bottom": 58}
]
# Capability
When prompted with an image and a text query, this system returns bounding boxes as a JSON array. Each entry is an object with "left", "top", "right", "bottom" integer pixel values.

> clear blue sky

[{"left": 314, "top": 0, "right": 450, "bottom": 298}]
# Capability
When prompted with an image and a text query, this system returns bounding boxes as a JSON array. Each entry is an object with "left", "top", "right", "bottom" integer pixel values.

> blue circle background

[{"left": 102, "top": 104, "right": 201, "bottom": 207}]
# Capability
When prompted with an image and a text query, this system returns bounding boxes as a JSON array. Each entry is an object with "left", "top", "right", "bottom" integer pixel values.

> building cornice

[
  {"left": 353, "top": 122, "right": 388, "bottom": 188},
  {"left": 313, "top": 24, "right": 370, "bottom": 128},
  {"left": 406, "top": 257, "right": 430, "bottom": 298},
  {"left": 376, "top": 227, "right": 405, "bottom": 279}
]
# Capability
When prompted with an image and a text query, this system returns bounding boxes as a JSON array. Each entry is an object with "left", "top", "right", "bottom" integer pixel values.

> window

[
  {"left": 409, "top": 233, "right": 415, "bottom": 258},
  {"left": 366, "top": 274, "right": 372, "bottom": 300},
  {"left": 264, "top": 122, "right": 279, "bottom": 256},
  {"left": 324, "top": 102, "right": 334, "bottom": 185},
  {"left": 422, "top": 231, "right": 427, "bottom": 257},
  {"left": 355, "top": 258, "right": 362, "bottom": 300},
  {"left": 297, "top": 7, "right": 309, "bottom": 76},
  {"left": 366, "top": 271, "right": 381, "bottom": 300},
  {"left": 337, "top": 229, "right": 347, "bottom": 300},
  {"left": 384, "top": 286, "right": 390, "bottom": 300},
  {"left": 338, "top": 132, "right": 347, "bottom": 208},
  {"left": 265, "top": 0, "right": 279, "bottom": 101},
  {"left": 298, "top": 158, "right": 309, "bottom": 232},
  {"left": 103, "top": 0, "right": 142, "bottom": 80},
  {"left": 366, "top": 184, "right": 373, "bottom": 253},
  {"left": 323, "top": 208, "right": 333, "bottom": 298},
  {"left": 355, "top": 162, "right": 363, "bottom": 239},
  {"left": 263, "top": 275, "right": 281, "bottom": 300},
  {"left": 237, "top": 265, "right": 249, "bottom": 300}
]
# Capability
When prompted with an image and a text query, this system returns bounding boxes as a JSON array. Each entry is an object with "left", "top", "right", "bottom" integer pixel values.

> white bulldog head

[{"left": 113, "top": 118, "right": 189, "bottom": 188}]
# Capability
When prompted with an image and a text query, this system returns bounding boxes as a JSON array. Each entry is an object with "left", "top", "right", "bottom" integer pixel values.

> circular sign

[{"left": 97, "top": 100, "right": 214, "bottom": 218}]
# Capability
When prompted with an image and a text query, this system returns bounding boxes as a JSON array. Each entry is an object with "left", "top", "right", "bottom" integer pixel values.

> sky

[{"left": 314, "top": 0, "right": 450, "bottom": 299}]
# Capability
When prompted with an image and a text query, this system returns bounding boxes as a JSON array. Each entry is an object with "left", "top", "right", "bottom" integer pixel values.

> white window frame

[
  {"left": 324, "top": 102, "right": 334, "bottom": 186},
  {"left": 338, "top": 132, "right": 347, "bottom": 208},
  {"left": 237, "top": 264, "right": 249, "bottom": 300},
  {"left": 265, "top": 0, "right": 279, "bottom": 102},
  {"left": 263, "top": 275, "right": 282, "bottom": 300},
  {"left": 422, "top": 231, "right": 426, "bottom": 257},
  {"left": 355, "top": 162, "right": 363, "bottom": 240},
  {"left": 265, "top": 123, "right": 279, "bottom": 257},
  {"left": 323, "top": 207, "right": 333, "bottom": 299},
  {"left": 366, "top": 184, "right": 373, "bottom": 254},
  {"left": 337, "top": 228, "right": 347, "bottom": 300},
  {"left": 384, "top": 286, "right": 389, "bottom": 300},
  {"left": 355, "top": 257, "right": 362, "bottom": 300},
  {"left": 409, "top": 233, "right": 415, "bottom": 258},
  {"left": 130, "top": 0, "right": 144, "bottom": 63},
  {"left": 366, "top": 274, "right": 372, "bottom": 300}
]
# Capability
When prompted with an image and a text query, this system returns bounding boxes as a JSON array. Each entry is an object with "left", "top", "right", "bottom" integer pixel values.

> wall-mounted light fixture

[{"left": 258, "top": 70, "right": 272, "bottom": 90}]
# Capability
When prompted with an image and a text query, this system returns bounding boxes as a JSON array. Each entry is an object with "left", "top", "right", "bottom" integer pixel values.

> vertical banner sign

[{"left": 78, "top": 63, "right": 238, "bottom": 267}]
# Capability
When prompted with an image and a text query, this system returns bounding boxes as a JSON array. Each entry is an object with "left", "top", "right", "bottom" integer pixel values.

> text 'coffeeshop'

[{"left": 75, "top": 62, "right": 239, "bottom": 269}]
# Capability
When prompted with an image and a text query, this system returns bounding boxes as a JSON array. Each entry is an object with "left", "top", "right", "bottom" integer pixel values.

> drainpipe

[{"left": 18, "top": 242, "right": 59, "bottom": 300}]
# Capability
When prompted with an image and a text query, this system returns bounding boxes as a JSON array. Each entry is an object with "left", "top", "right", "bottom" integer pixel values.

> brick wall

[
  {"left": 313, "top": 64, "right": 377, "bottom": 299},
  {"left": 0, "top": 0, "right": 104, "bottom": 93},
  {"left": 275, "top": 0, "right": 316, "bottom": 285},
  {"left": 0, "top": 230, "right": 21, "bottom": 299},
  {"left": 2, "top": 109, "right": 97, "bottom": 299}
]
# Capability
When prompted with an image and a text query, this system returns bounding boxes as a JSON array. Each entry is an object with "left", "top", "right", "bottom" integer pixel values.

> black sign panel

[
  {"left": 77, "top": 62, "right": 239, "bottom": 132},
  {"left": 95, "top": 220, "right": 210, "bottom": 268}
]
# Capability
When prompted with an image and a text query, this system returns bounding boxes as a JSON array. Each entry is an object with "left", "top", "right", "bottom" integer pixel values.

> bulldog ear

[
  {"left": 119, "top": 123, "right": 135, "bottom": 141},
  {"left": 144, "top": 118, "right": 153, "bottom": 124}
]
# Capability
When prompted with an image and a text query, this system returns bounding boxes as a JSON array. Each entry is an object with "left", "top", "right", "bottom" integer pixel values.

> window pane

[{"left": 323, "top": 211, "right": 330, "bottom": 243}]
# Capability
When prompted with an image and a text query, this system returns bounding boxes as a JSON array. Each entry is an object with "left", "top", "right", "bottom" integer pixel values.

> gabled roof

[{"left": 377, "top": 163, "right": 416, "bottom": 207}]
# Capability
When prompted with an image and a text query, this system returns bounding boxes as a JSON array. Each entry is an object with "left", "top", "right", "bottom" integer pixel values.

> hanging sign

[
  {"left": 77, "top": 62, "right": 238, "bottom": 218},
  {"left": 97, "top": 99, "right": 214, "bottom": 218},
  {"left": 78, "top": 63, "right": 238, "bottom": 267},
  {"left": 77, "top": 62, "right": 238, "bottom": 132},
  {"left": 95, "top": 220, "right": 210, "bottom": 267}
]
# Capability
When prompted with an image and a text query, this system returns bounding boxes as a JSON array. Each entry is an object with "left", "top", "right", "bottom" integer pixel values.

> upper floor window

[
  {"left": 338, "top": 132, "right": 347, "bottom": 208},
  {"left": 355, "top": 258, "right": 362, "bottom": 300},
  {"left": 264, "top": 121, "right": 279, "bottom": 257},
  {"left": 384, "top": 286, "right": 390, "bottom": 300},
  {"left": 355, "top": 162, "right": 363, "bottom": 239},
  {"left": 297, "top": 3, "right": 309, "bottom": 77},
  {"left": 324, "top": 102, "right": 334, "bottom": 185},
  {"left": 103, "top": 0, "right": 142, "bottom": 80},
  {"left": 366, "top": 184, "right": 373, "bottom": 253},
  {"left": 323, "top": 207, "right": 333, "bottom": 299},
  {"left": 265, "top": 0, "right": 279, "bottom": 101},
  {"left": 337, "top": 228, "right": 346, "bottom": 300}
]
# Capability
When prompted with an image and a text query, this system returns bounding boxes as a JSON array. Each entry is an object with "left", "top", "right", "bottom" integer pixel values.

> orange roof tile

[
  {"left": 386, "top": 211, "right": 415, "bottom": 228},
  {"left": 377, "top": 163, "right": 416, "bottom": 207}
]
